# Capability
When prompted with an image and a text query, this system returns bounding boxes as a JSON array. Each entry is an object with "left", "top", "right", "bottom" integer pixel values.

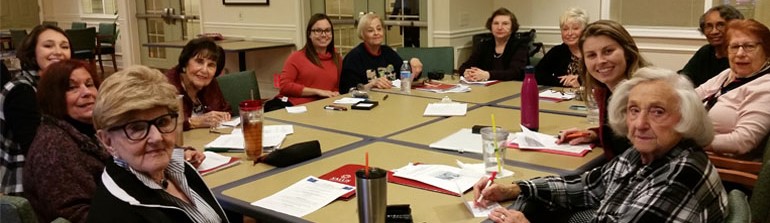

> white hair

[
  {"left": 559, "top": 7, "right": 589, "bottom": 28},
  {"left": 608, "top": 67, "right": 714, "bottom": 147}
]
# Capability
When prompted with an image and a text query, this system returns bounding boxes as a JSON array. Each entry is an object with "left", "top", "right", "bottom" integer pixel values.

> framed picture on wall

[{"left": 223, "top": 0, "right": 268, "bottom": 5}]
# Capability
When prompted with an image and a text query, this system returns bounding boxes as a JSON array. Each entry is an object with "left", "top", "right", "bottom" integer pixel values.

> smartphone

[{"left": 569, "top": 105, "right": 587, "bottom": 111}]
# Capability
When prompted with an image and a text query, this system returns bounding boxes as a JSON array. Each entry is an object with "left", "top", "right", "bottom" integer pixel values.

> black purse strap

[{"left": 704, "top": 63, "right": 770, "bottom": 111}]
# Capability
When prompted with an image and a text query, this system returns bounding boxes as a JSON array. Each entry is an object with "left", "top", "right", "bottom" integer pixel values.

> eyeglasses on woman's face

[
  {"left": 108, "top": 113, "right": 179, "bottom": 141},
  {"left": 727, "top": 42, "right": 762, "bottom": 55},
  {"left": 311, "top": 29, "right": 332, "bottom": 36}
]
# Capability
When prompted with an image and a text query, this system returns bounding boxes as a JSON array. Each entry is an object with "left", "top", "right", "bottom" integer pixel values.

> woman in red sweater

[{"left": 266, "top": 13, "right": 342, "bottom": 112}]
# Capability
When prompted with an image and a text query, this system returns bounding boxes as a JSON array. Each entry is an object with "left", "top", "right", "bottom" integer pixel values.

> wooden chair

[
  {"left": 711, "top": 137, "right": 770, "bottom": 223},
  {"left": 217, "top": 70, "right": 260, "bottom": 115},
  {"left": 71, "top": 22, "right": 86, "bottom": 29},
  {"left": 96, "top": 23, "right": 117, "bottom": 74},
  {"left": 42, "top": 21, "right": 58, "bottom": 27}
]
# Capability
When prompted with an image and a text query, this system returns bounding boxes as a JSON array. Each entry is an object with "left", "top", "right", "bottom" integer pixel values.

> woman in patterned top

[
  {"left": 473, "top": 67, "right": 726, "bottom": 223},
  {"left": 535, "top": 8, "right": 589, "bottom": 87}
]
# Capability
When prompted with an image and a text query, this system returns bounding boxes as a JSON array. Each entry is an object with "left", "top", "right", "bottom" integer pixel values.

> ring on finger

[{"left": 500, "top": 214, "right": 506, "bottom": 219}]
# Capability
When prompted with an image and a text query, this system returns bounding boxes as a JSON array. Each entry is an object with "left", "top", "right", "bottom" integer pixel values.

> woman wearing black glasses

[
  {"left": 265, "top": 13, "right": 342, "bottom": 112},
  {"left": 89, "top": 65, "right": 229, "bottom": 223},
  {"left": 695, "top": 19, "right": 770, "bottom": 161}
]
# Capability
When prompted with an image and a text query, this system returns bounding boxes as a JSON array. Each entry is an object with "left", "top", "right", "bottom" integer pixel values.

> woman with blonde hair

[
  {"left": 339, "top": 13, "right": 422, "bottom": 94},
  {"left": 535, "top": 7, "right": 589, "bottom": 87}
]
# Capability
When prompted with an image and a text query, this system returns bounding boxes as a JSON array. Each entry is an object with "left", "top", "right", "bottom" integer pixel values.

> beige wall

[{"left": 0, "top": 0, "right": 39, "bottom": 29}]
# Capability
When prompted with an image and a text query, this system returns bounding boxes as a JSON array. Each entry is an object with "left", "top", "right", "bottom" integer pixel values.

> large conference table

[
  {"left": 188, "top": 81, "right": 605, "bottom": 222},
  {"left": 143, "top": 38, "right": 294, "bottom": 71}
]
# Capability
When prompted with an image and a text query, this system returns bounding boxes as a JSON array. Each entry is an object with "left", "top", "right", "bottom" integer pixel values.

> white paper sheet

[
  {"left": 391, "top": 163, "right": 483, "bottom": 194},
  {"left": 455, "top": 160, "right": 514, "bottom": 179},
  {"left": 204, "top": 131, "right": 287, "bottom": 150},
  {"left": 423, "top": 103, "right": 467, "bottom": 116},
  {"left": 218, "top": 117, "right": 241, "bottom": 128},
  {"left": 285, "top": 106, "right": 308, "bottom": 113},
  {"left": 512, "top": 125, "right": 592, "bottom": 154},
  {"left": 333, "top": 97, "right": 366, "bottom": 105},
  {"left": 251, "top": 176, "right": 355, "bottom": 217},
  {"left": 539, "top": 89, "right": 576, "bottom": 101},
  {"left": 429, "top": 128, "right": 515, "bottom": 154},
  {"left": 465, "top": 201, "right": 502, "bottom": 218},
  {"left": 460, "top": 76, "right": 499, "bottom": 86}
]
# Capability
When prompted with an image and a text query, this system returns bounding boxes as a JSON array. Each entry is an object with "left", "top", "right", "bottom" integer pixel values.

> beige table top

[
  {"left": 185, "top": 120, "right": 362, "bottom": 188},
  {"left": 389, "top": 106, "right": 603, "bottom": 173},
  {"left": 497, "top": 87, "right": 588, "bottom": 116},
  {"left": 218, "top": 40, "right": 294, "bottom": 52},
  {"left": 266, "top": 91, "right": 450, "bottom": 137},
  {"left": 374, "top": 80, "right": 523, "bottom": 104},
  {"left": 142, "top": 37, "right": 244, "bottom": 48},
  {"left": 219, "top": 141, "right": 554, "bottom": 223}
]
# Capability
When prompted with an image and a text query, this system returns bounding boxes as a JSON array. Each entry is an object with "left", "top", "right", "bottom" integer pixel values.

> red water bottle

[{"left": 521, "top": 66, "right": 539, "bottom": 131}]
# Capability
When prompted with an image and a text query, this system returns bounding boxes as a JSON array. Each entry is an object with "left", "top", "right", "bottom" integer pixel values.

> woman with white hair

[
  {"left": 339, "top": 13, "right": 422, "bottom": 94},
  {"left": 535, "top": 7, "right": 589, "bottom": 87},
  {"left": 473, "top": 67, "right": 727, "bottom": 223}
]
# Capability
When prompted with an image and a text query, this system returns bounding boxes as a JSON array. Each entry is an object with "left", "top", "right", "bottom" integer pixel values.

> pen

[
  {"left": 476, "top": 171, "right": 498, "bottom": 203},
  {"left": 559, "top": 131, "right": 591, "bottom": 141},
  {"left": 324, "top": 105, "right": 347, "bottom": 111},
  {"left": 383, "top": 94, "right": 389, "bottom": 101}
]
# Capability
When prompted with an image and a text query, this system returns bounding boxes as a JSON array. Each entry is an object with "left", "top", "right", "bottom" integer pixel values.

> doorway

[{"left": 134, "top": 0, "right": 201, "bottom": 69}]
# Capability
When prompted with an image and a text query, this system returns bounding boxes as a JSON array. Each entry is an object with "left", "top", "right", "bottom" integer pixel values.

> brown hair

[
  {"left": 16, "top": 24, "right": 72, "bottom": 71},
  {"left": 37, "top": 59, "right": 100, "bottom": 119},
  {"left": 724, "top": 19, "right": 770, "bottom": 57},
  {"left": 485, "top": 8, "right": 519, "bottom": 33},
  {"left": 578, "top": 20, "right": 650, "bottom": 97},
  {"left": 304, "top": 13, "right": 340, "bottom": 70}
]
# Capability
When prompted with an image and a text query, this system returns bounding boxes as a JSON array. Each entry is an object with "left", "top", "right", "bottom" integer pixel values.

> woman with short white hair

[
  {"left": 473, "top": 67, "right": 726, "bottom": 223},
  {"left": 339, "top": 13, "right": 422, "bottom": 94},
  {"left": 535, "top": 7, "right": 589, "bottom": 87}
]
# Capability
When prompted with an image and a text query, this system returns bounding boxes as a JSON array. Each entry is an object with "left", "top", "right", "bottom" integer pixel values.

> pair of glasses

[
  {"left": 311, "top": 29, "right": 332, "bottom": 35},
  {"left": 703, "top": 23, "right": 726, "bottom": 32},
  {"left": 108, "top": 113, "right": 179, "bottom": 141},
  {"left": 727, "top": 42, "right": 762, "bottom": 54}
]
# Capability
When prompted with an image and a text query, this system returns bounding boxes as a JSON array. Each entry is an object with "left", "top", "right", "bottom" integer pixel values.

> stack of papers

[
  {"left": 460, "top": 76, "right": 500, "bottom": 86},
  {"left": 429, "top": 128, "right": 515, "bottom": 154},
  {"left": 197, "top": 151, "right": 240, "bottom": 175},
  {"left": 204, "top": 125, "right": 294, "bottom": 152},
  {"left": 506, "top": 125, "right": 592, "bottom": 157},
  {"left": 423, "top": 103, "right": 467, "bottom": 116},
  {"left": 251, "top": 176, "right": 354, "bottom": 217},
  {"left": 391, "top": 163, "right": 483, "bottom": 195},
  {"left": 539, "top": 89, "right": 576, "bottom": 102}
]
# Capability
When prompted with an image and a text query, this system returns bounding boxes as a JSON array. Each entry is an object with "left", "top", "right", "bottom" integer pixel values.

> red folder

[
  {"left": 413, "top": 81, "right": 458, "bottom": 91},
  {"left": 198, "top": 156, "right": 241, "bottom": 176},
  {"left": 318, "top": 164, "right": 364, "bottom": 200},
  {"left": 319, "top": 164, "right": 464, "bottom": 200}
]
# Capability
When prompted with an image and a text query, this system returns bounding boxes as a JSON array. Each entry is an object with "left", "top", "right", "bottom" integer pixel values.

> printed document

[
  {"left": 423, "top": 103, "right": 467, "bottom": 116},
  {"left": 392, "top": 163, "right": 483, "bottom": 194},
  {"left": 251, "top": 176, "right": 355, "bottom": 217}
]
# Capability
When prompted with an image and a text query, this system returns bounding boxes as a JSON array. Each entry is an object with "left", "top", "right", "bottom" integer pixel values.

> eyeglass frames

[{"left": 108, "top": 113, "right": 179, "bottom": 141}]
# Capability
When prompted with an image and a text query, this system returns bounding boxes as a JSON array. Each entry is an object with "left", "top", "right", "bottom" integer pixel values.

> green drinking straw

[{"left": 491, "top": 114, "right": 502, "bottom": 174}]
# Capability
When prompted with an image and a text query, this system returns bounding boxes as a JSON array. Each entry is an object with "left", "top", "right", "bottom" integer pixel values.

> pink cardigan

[{"left": 695, "top": 68, "right": 770, "bottom": 160}]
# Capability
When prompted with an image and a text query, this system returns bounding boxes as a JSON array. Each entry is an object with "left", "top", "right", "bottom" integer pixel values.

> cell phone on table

[{"left": 324, "top": 105, "right": 347, "bottom": 111}]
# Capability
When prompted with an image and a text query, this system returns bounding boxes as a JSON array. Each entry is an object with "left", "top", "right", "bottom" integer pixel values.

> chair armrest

[{"left": 707, "top": 152, "right": 762, "bottom": 174}]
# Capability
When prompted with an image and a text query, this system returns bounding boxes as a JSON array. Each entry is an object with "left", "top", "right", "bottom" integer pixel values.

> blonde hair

[
  {"left": 559, "top": 7, "right": 589, "bottom": 28},
  {"left": 93, "top": 65, "right": 179, "bottom": 130},
  {"left": 357, "top": 13, "right": 382, "bottom": 40},
  {"left": 608, "top": 67, "right": 714, "bottom": 147}
]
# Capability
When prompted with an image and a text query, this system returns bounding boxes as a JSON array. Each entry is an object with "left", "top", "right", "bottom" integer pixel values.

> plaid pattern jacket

[
  {"left": 0, "top": 70, "right": 38, "bottom": 194},
  {"left": 518, "top": 140, "right": 728, "bottom": 222}
]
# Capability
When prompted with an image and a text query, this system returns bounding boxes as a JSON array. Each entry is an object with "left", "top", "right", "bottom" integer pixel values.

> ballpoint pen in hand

[{"left": 476, "top": 171, "right": 498, "bottom": 203}]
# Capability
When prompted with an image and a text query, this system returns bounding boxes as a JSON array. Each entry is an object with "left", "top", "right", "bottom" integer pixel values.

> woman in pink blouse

[
  {"left": 265, "top": 13, "right": 342, "bottom": 112},
  {"left": 695, "top": 19, "right": 770, "bottom": 161}
]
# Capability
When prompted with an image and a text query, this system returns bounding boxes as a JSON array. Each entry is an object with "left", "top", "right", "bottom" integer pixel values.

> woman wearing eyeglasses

[
  {"left": 265, "top": 13, "right": 342, "bottom": 112},
  {"left": 695, "top": 19, "right": 770, "bottom": 161},
  {"left": 88, "top": 65, "right": 228, "bottom": 223},
  {"left": 165, "top": 37, "right": 231, "bottom": 130}
]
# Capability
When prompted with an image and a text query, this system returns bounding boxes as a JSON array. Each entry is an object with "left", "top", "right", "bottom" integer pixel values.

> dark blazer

[{"left": 459, "top": 35, "right": 529, "bottom": 81}]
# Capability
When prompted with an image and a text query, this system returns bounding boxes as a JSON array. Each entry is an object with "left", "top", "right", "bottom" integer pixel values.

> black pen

[{"left": 383, "top": 94, "right": 389, "bottom": 101}]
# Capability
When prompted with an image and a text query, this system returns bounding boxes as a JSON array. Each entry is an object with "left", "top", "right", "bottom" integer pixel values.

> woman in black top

[{"left": 459, "top": 8, "right": 528, "bottom": 81}]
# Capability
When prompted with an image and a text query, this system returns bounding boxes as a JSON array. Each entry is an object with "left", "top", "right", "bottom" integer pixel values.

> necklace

[{"left": 160, "top": 177, "right": 168, "bottom": 189}]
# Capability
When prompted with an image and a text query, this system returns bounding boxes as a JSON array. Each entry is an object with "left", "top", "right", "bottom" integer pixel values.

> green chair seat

[{"left": 217, "top": 70, "right": 260, "bottom": 115}]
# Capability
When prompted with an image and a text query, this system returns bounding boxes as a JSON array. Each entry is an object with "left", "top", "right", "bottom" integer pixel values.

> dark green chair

[
  {"left": 71, "top": 22, "right": 86, "bottom": 29},
  {"left": 96, "top": 23, "right": 117, "bottom": 73},
  {"left": 396, "top": 46, "right": 455, "bottom": 79},
  {"left": 718, "top": 136, "right": 770, "bottom": 223},
  {"left": 65, "top": 27, "right": 97, "bottom": 64},
  {"left": 42, "top": 21, "right": 58, "bottom": 27},
  {"left": 216, "top": 70, "right": 260, "bottom": 115},
  {"left": 9, "top": 29, "right": 27, "bottom": 51}
]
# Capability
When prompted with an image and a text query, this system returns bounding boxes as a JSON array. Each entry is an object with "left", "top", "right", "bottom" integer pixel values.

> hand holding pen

[
  {"left": 555, "top": 128, "right": 596, "bottom": 145},
  {"left": 472, "top": 172, "right": 520, "bottom": 208}
]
